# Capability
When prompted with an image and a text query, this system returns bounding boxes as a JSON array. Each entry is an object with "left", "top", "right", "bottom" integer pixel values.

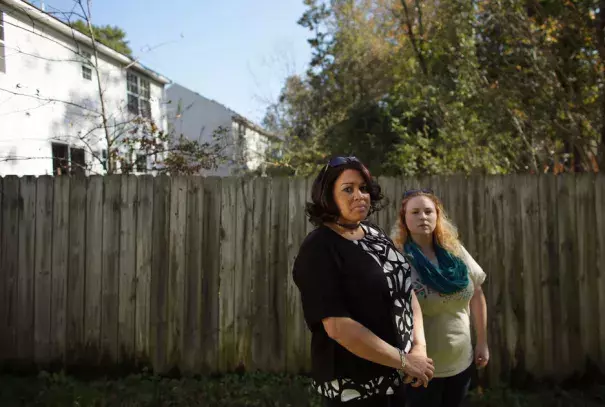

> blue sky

[{"left": 38, "top": 0, "right": 312, "bottom": 123}]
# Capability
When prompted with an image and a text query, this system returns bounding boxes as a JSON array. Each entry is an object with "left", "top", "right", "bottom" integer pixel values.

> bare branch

[
  {"left": 3, "top": 43, "right": 89, "bottom": 63},
  {"left": 0, "top": 100, "right": 54, "bottom": 117},
  {"left": 1, "top": 8, "right": 84, "bottom": 57},
  {"left": 0, "top": 86, "right": 102, "bottom": 115},
  {"left": 44, "top": 2, "right": 87, "bottom": 22},
  {"left": 0, "top": 155, "right": 103, "bottom": 175},
  {"left": 399, "top": 0, "right": 428, "bottom": 76},
  {"left": 414, "top": 0, "right": 424, "bottom": 38}
]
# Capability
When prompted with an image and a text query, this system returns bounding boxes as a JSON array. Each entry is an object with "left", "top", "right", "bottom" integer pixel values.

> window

[
  {"left": 122, "top": 153, "right": 133, "bottom": 173},
  {"left": 51, "top": 143, "right": 69, "bottom": 176},
  {"left": 70, "top": 147, "right": 85, "bottom": 175},
  {"left": 51, "top": 143, "right": 87, "bottom": 175},
  {"left": 82, "top": 66, "right": 92, "bottom": 80},
  {"left": 127, "top": 71, "right": 151, "bottom": 118},
  {"left": 81, "top": 51, "right": 92, "bottom": 80},
  {"left": 136, "top": 153, "right": 147, "bottom": 173},
  {"left": 80, "top": 51, "right": 92, "bottom": 81},
  {"left": 0, "top": 12, "right": 6, "bottom": 73}
]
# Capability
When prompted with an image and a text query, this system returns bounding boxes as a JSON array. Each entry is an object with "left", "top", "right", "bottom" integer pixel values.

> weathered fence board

[
  {"left": 101, "top": 176, "right": 121, "bottom": 363},
  {"left": 135, "top": 176, "right": 154, "bottom": 364},
  {"left": 557, "top": 175, "right": 582, "bottom": 375},
  {"left": 235, "top": 179, "right": 253, "bottom": 370},
  {"left": 483, "top": 176, "right": 503, "bottom": 384},
  {"left": 150, "top": 175, "right": 170, "bottom": 372},
  {"left": 538, "top": 175, "right": 558, "bottom": 377},
  {"left": 119, "top": 175, "right": 137, "bottom": 364},
  {"left": 520, "top": 175, "right": 541, "bottom": 375},
  {"left": 251, "top": 177, "right": 270, "bottom": 370},
  {"left": 286, "top": 178, "right": 307, "bottom": 373},
  {"left": 182, "top": 177, "right": 204, "bottom": 373},
  {"left": 270, "top": 177, "right": 289, "bottom": 372},
  {"left": 0, "top": 174, "right": 603, "bottom": 384},
  {"left": 84, "top": 176, "right": 103, "bottom": 362},
  {"left": 200, "top": 178, "right": 221, "bottom": 372},
  {"left": 34, "top": 177, "right": 53, "bottom": 364},
  {"left": 1, "top": 176, "right": 19, "bottom": 363},
  {"left": 17, "top": 177, "right": 36, "bottom": 363},
  {"left": 168, "top": 176, "right": 188, "bottom": 370},
  {"left": 66, "top": 175, "right": 86, "bottom": 365},
  {"left": 576, "top": 175, "right": 600, "bottom": 367},
  {"left": 219, "top": 177, "right": 237, "bottom": 372},
  {"left": 51, "top": 177, "right": 69, "bottom": 363}
]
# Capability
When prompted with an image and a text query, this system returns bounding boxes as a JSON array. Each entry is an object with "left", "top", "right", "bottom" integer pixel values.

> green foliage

[
  {"left": 466, "top": 384, "right": 605, "bottom": 407},
  {"left": 0, "top": 372, "right": 324, "bottom": 407},
  {"left": 266, "top": 0, "right": 605, "bottom": 175},
  {"left": 0, "top": 372, "right": 602, "bottom": 406},
  {"left": 111, "top": 118, "right": 227, "bottom": 175},
  {"left": 71, "top": 20, "right": 133, "bottom": 56}
]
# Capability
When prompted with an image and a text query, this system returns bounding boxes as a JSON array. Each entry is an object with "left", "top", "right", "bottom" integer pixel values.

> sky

[{"left": 37, "top": 0, "right": 312, "bottom": 124}]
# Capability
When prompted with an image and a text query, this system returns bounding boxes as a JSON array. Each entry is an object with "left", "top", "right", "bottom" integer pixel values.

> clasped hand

[{"left": 401, "top": 345, "right": 434, "bottom": 388}]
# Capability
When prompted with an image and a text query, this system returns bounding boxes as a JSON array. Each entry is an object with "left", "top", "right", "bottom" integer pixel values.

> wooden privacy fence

[{"left": 0, "top": 174, "right": 604, "bottom": 385}]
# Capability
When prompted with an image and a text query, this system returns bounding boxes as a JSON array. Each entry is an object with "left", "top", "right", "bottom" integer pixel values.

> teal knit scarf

[{"left": 404, "top": 238, "right": 469, "bottom": 294}]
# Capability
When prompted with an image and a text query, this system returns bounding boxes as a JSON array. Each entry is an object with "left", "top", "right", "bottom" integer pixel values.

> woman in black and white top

[{"left": 292, "top": 157, "right": 435, "bottom": 406}]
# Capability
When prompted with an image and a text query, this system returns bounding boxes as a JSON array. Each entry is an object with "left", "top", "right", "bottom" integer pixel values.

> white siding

[
  {"left": 166, "top": 83, "right": 274, "bottom": 176},
  {"left": 241, "top": 124, "right": 271, "bottom": 173},
  {"left": 0, "top": 5, "right": 167, "bottom": 176},
  {"left": 166, "top": 83, "right": 235, "bottom": 176}
]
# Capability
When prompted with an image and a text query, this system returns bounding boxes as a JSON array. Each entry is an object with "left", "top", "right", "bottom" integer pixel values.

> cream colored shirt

[{"left": 411, "top": 246, "right": 486, "bottom": 378}]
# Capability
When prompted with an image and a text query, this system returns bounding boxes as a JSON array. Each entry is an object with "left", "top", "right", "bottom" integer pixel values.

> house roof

[
  {"left": 168, "top": 83, "right": 282, "bottom": 141},
  {"left": 231, "top": 113, "right": 281, "bottom": 141},
  {"left": 0, "top": 0, "right": 171, "bottom": 85}
]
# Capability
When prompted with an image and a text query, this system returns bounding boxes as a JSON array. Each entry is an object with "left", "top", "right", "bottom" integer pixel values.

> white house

[
  {"left": 0, "top": 0, "right": 170, "bottom": 176},
  {"left": 166, "top": 83, "right": 281, "bottom": 176}
]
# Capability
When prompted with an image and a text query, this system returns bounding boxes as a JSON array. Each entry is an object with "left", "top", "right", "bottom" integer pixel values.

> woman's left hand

[
  {"left": 403, "top": 344, "right": 430, "bottom": 388},
  {"left": 474, "top": 342, "right": 489, "bottom": 369}
]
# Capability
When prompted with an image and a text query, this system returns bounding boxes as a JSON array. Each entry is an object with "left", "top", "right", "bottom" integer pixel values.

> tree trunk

[{"left": 80, "top": 0, "right": 114, "bottom": 173}]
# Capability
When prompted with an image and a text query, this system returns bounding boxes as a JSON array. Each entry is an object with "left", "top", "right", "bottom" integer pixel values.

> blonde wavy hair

[{"left": 389, "top": 191, "right": 463, "bottom": 257}]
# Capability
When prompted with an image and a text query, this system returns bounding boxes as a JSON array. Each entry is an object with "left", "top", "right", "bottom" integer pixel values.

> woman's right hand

[{"left": 402, "top": 346, "right": 434, "bottom": 388}]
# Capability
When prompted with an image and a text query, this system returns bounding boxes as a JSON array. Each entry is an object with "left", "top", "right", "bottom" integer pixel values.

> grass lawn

[{"left": 0, "top": 371, "right": 603, "bottom": 406}]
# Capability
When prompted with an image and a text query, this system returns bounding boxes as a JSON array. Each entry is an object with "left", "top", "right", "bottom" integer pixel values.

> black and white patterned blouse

[{"left": 293, "top": 222, "right": 414, "bottom": 403}]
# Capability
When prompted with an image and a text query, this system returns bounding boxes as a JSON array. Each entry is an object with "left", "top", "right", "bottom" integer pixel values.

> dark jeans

[
  {"left": 322, "top": 387, "right": 406, "bottom": 407},
  {"left": 405, "top": 364, "right": 473, "bottom": 407}
]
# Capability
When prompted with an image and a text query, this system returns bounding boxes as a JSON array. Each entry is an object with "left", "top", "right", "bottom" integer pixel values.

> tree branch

[
  {"left": 399, "top": 0, "right": 428, "bottom": 76},
  {"left": 0, "top": 86, "right": 102, "bottom": 115},
  {"left": 3, "top": 44, "right": 89, "bottom": 63},
  {"left": 414, "top": 0, "right": 424, "bottom": 39},
  {"left": 0, "top": 99, "right": 53, "bottom": 117},
  {"left": 0, "top": 155, "right": 103, "bottom": 175}
]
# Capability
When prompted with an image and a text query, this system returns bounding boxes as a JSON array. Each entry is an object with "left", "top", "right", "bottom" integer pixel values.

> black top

[{"left": 292, "top": 222, "right": 414, "bottom": 402}]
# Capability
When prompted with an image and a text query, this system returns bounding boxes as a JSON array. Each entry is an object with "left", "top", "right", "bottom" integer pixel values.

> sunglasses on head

[
  {"left": 402, "top": 188, "right": 434, "bottom": 199},
  {"left": 326, "top": 156, "right": 360, "bottom": 168}
]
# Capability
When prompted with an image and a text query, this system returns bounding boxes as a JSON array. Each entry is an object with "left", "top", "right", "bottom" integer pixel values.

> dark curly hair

[{"left": 305, "top": 158, "right": 384, "bottom": 227}]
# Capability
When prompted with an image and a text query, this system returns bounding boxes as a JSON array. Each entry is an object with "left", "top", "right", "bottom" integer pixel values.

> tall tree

[
  {"left": 266, "top": 0, "right": 603, "bottom": 175},
  {"left": 71, "top": 20, "right": 132, "bottom": 56}
]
